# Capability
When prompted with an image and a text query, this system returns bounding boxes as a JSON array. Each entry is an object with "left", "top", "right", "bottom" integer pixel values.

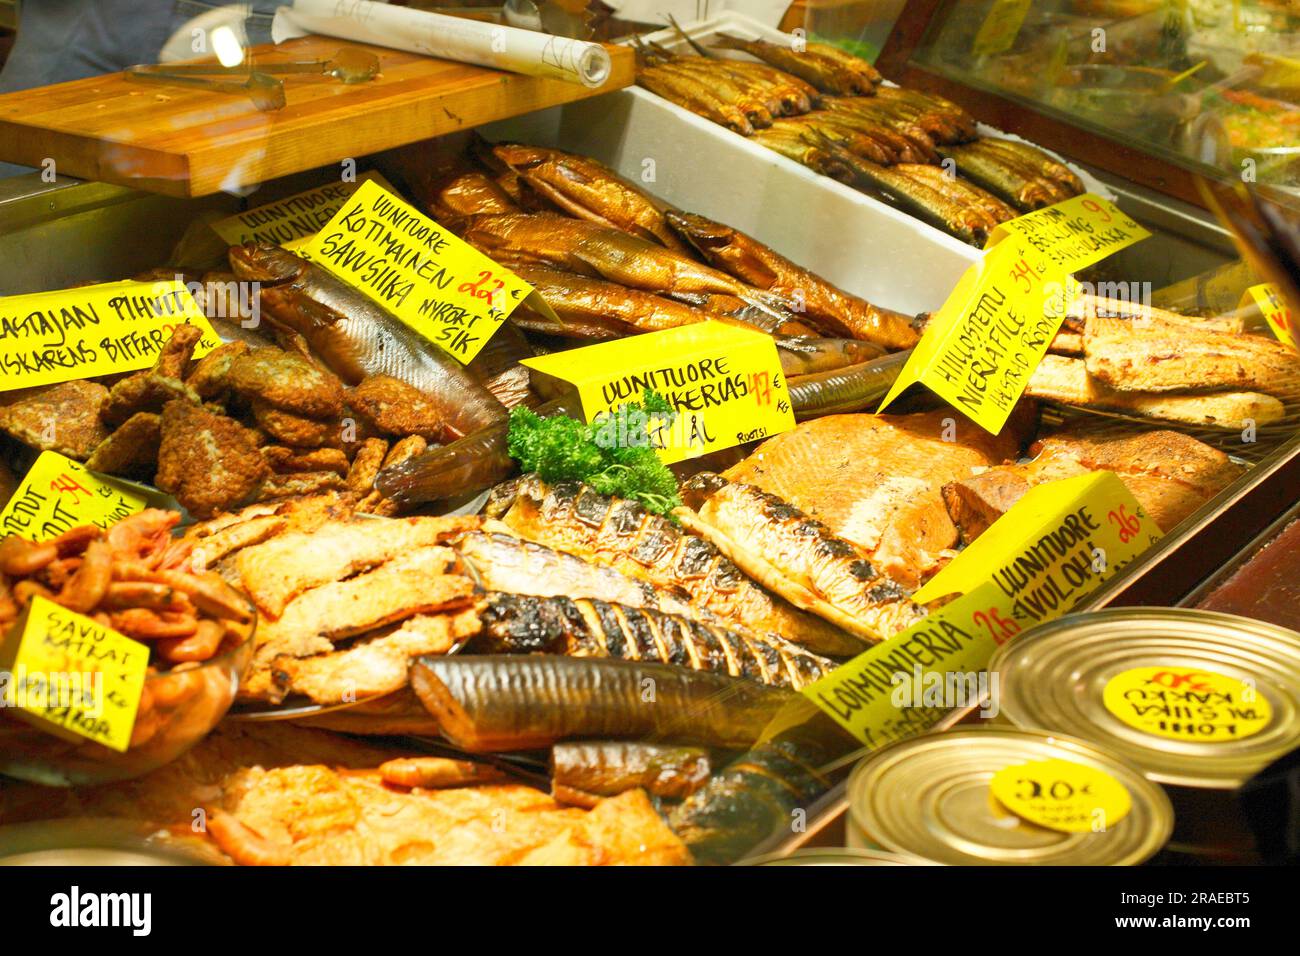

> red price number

[
  {"left": 1107, "top": 504, "right": 1141, "bottom": 543},
  {"left": 973, "top": 606, "right": 1021, "bottom": 645},
  {"left": 458, "top": 270, "right": 505, "bottom": 307},
  {"left": 49, "top": 472, "right": 92, "bottom": 505}
]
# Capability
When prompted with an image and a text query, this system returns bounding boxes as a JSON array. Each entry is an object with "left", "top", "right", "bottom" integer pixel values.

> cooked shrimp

[
  {"left": 55, "top": 540, "right": 113, "bottom": 613},
  {"left": 109, "top": 608, "right": 199, "bottom": 640},
  {"left": 0, "top": 537, "right": 58, "bottom": 576},
  {"left": 205, "top": 809, "right": 291, "bottom": 866},
  {"left": 49, "top": 525, "right": 101, "bottom": 557},
  {"left": 156, "top": 619, "right": 225, "bottom": 663}
]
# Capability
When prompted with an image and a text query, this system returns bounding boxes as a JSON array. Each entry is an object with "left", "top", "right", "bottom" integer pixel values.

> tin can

[
  {"left": 846, "top": 726, "right": 1172, "bottom": 865},
  {"left": 743, "top": 847, "right": 935, "bottom": 866},
  {"left": 989, "top": 608, "right": 1300, "bottom": 860}
]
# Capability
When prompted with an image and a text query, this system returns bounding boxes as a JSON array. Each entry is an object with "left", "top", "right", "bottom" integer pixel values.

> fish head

[
  {"left": 665, "top": 211, "right": 735, "bottom": 255},
  {"left": 228, "top": 242, "right": 302, "bottom": 285},
  {"left": 491, "top": 142, "right": 553, "bottom": 171}
]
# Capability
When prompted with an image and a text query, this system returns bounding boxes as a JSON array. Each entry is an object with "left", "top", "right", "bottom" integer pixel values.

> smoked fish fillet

[
  {"left": 1029, "top": 354, "right": 1285, "bottom": 427},
  {"left": 721, "top": 410, "right": 1029, "bottom": 587},
  {"left": 1084, "top": 316, "right": 1300, "bottom": 398}
]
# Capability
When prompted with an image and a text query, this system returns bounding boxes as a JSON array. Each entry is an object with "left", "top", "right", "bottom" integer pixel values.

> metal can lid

[
  {"left": 990, "top": 608, "right": 1300, "bottom": 789},
  {"left": 847, "top": 726, "right": 1172, "bottom": 866},
  {"left": 743, "top": 847, "right": 937, "bottom": 866}
]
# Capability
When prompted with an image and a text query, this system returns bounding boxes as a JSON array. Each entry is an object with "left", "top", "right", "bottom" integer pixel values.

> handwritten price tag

[
  {"left": 521, "top": 321, "right": 794, "bottom": 465},
  {"left": 1102, "top": 666, "right": 1273, "bottom": 743},
  {"left": 880, "top": 194, "right": 1149, "bottom": 434},
  {"left": 0, "top": 452, "right": 149, "bottom": 541},
  {"left": 805, "top": 471, "right": 1162, "bottom": 747},
  {"left": 0, "top": 595, "right": 148, "bottom": 752},
  {"left": 210, "top": 170, "right": 396, "bottom": 248},
  {"left": 1243, "top": 283, "right": 1298, "bottom": 351},
  {"left": 302, "top": 179, "right": 534, "bottom": 363},
  {"left": 0, "top": 279, "right": 219, "bottom": 392},
  {"left": 990, "top": 759, "right": 1132, "bottom": 833}
]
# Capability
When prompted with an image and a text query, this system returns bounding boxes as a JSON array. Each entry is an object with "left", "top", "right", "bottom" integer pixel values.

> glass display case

[
  {"left": 0, "top": 1, "right": 1296, "bottom": 873},
  {"left": 880, "top": 0, "right": 1300, "bottom": 206}
]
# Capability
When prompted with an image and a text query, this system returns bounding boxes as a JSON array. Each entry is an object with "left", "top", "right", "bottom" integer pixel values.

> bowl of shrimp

[{"left": 0, "top": 509, "right": 255, "bottom": 786}]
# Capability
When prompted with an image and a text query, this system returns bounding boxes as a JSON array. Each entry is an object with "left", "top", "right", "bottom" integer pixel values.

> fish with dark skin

[
  {"left": 228, "top": 243, "right": 507, "bottom": 441},
  {"left": 471, "top": 591, "right": 837, "bottom": 688},
  {"left": 491, "top": 143, "right": 693, "bottom": 253},
  {"left": 678, "top": 473, "right": 926, "bottom": 643},
  {"left": 410, "top": 654, "right": 801, "bottom": 752},
  {"left": 482, "top": 476, "right": 867, "bottom": 657},
  {"left": 666, "top": 210, "right": 919, "bottom": 349}
]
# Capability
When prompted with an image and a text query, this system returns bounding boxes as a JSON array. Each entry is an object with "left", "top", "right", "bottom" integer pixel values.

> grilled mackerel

[
  {"left": 678, "top": 473, "right": 926, "bottom": 643},
  {"left": 473, "top": 592, "right": 835, "bottom": 690},
  {"left": 485, "top": 475, "right": 864, "bottom": 657}
]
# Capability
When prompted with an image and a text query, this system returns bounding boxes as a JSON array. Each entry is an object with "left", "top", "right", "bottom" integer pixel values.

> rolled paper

[{"left": 272, "top": 0, "right": 613, "bottom": 88}]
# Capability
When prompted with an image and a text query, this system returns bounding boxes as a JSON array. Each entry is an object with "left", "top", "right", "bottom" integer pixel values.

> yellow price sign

[
  {"left": 990, "top": 759, "right": 1133, "bottom": 833},
  {"left": 210, "top": 170, "right": 396, "bottom": 248},
  {"left": 302, "top": 179, "right": 534, "bottom": 364},
  {"left": 1103, "top": 666, "right": 1273, "bottom": 743},
  {"left": 0, "top": 452, "right": 150, "bottom": 542},
  {"left": 0, "top": 595, "right": 148, "bottom": 752},
  {"left": 0, "top": 279, "right": 219, "bottom": 392},
  {"left": 1243, "top": 283, "right": 1298, "bottom": 351},
  {"left": 805, "top": 471, "right": 1162, "bottom": 747},
  {"left": 521, "top": 321, "right": 795, "bottom": 465},
  {"left": 880, "top": 194, "right": 1149, "bottom": 434}
]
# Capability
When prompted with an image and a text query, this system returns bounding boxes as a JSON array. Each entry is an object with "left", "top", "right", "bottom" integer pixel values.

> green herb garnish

[{"left": 507, "top": 390, "right": 682, "bottom": 516}]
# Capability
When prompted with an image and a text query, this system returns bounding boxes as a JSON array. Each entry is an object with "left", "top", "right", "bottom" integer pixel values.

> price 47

[{"left": 749, "top": 370, "right": 780, "bottom": 407}]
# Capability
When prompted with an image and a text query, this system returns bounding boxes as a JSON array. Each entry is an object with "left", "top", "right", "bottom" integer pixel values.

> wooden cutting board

[{"left": 0, "top": 36, "right": 633, "bottom": 197}]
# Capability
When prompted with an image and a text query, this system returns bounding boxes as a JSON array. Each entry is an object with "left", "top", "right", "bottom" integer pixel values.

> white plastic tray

[{"left": 486, "top": 11, "right": 1106, "bottom": 317}]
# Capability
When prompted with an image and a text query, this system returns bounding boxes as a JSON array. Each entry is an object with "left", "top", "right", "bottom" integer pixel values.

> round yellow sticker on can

[
  {"left": 1102, "top": 666, "right": 1272, "bottom": 743},
  {"left": 990, "top": 759, "right": 1132, "bottom": 833}
]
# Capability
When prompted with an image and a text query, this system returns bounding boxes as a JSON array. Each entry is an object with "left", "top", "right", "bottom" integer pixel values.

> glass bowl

[{"left": 0, "top": 615, "right": 254, "bottom": 786}]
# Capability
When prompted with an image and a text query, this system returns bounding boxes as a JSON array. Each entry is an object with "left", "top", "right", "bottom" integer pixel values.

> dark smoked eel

[{"left": 472, "top": 592, "right": 836, "bottom": 690}]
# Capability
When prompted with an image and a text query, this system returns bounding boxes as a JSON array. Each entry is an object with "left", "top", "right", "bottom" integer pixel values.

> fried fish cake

[
  {"left": 102, "top": 371, "right": 201, "bottom": 427},
  {"left": 0, "top": 380, "right": 110, "bottom": 460},
  {"left": 255, "top": 471, "right": 348, "bottom": 501},
  {"left": 250, "top": 399, "right": 338, "bottom": 448},
  {"left": 155, "top": 400, "right": 269, "bottom": 519},
  {"left": 85, "top": 412, "right": 162, "bottom": 480},
  {"left": 345, "top": 438, "right": 389, "bottom": 495},
  {"left": 228, "top": 348, "right": 345, "bottom": 418},
  {"left": 186, "top": 340, "right": 250, "bottom": 401},
  {"left": 261, "top": 445, "right": 350, "bottom": 477},
  {"left": 348, "top": 375, "right": 448, "bottom": 440}
]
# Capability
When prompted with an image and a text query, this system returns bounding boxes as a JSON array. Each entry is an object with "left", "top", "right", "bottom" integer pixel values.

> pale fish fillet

[
  {"left": 251, "top": 547, "right": 473, "bottom": 667},
  {"left": 1066, "top": 295, "right": 1246, "bottom": 334},
  {"left": 1083, "top": 316, "right": 1300, "bottom": 398},
  {"left": 1030, "top": 353, "right": 1285, "bottom": 427},
  {"left": 236, "top": 515, "right": 480, "bottom": 616},
  {"left": 722, "top": 410, "right": 1029, "bottom": 588},
  {"left": 185, "top": 515, "right": 287, "bottom": 571},
  {"left": 678, "top": 474, "right": 924, "bottom": 645},
  {"left": 269, "top": 610, "right": 480, "bottom": 705}
]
